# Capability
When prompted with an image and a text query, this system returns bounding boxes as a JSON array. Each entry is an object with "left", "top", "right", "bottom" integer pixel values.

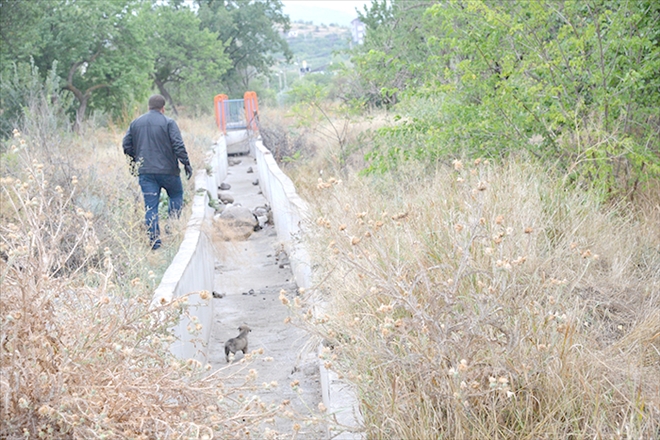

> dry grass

[
  {"left": 0, "top": 115, "right": 283, "bottom": 438},
  {"left": 293, "top": 155, "right": 660, "bottom": 439},
  {"left": 257, "top": 107, "right": 317, "bottom": 166},
  {"left": 257, "top": 105, "right": 388, "bottom": 180}
]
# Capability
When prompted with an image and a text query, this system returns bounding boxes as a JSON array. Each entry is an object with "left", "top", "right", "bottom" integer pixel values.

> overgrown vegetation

[
  {"left": 0, "top": 81, "right": 284, "bottom": 437},
  {"left": 292, "top": 157, "right": 660, "bottom": 438},
  {"left": 2, "top": 0, "right": 659, "bottom": 437},
  {"left": 0, "top": 0, "right": 292, "bottom": 136},
  {"left": 349, "top": 0, "right": 660, "bottom": 196},
  {"left": 271, "top": 2, "right": 660, "bottom": 437},
  {"left": 0, "top": 1, "right": 316, "bottom": 436}
]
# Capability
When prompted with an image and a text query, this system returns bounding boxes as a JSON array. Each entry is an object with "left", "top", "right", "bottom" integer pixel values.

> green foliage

[
  {"left": 350, "top": 0, "right": 439, "bottom": 108},
  {"left": 139, "top": 4, "right": 230, "bottom": 115},
  {"left": 30, "top": 0, "right": 152, "bottom": 129},
  {"left": 1, "top": 0, "right": 296, "bottom": 131},
  {"left": 286, "top": 74, "right": 334, "bottom": 104},
  {"left": 0, "top": 62, "right": 49, "bottom": 139},
  {"left": 287, "top": 79, "right": 330, "bottom": 123},
  {"left": 355, "top": 0, "right": 660, "bottom": 196},
  {"left": 0, "top": 61, "right": 74, "bottom": 141},
  {"left": 0, "top": 0, "right": 45, "bottom": 67},
  {"left": 281, "top": 150, "right": 302, "bottom": 164},
  {"left": 196, "top": 0, "right": 292, "bottom": 94}
]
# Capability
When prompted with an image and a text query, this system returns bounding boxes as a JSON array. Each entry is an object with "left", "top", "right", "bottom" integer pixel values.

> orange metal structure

[
  {"left": 213, "top": 94, "right": 229, "bottom": 134},
  {"left": 243, "top": 91, "right": 259, "bottom": 132},
  {"left": 213, "top": 92, "right": 259, "bottom": 134}
]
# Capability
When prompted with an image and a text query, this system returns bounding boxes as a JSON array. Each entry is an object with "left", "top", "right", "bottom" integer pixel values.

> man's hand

[
  {"left": 126, "top": 155, "right": 139, "bottom": 176},
  {"left": 184, "top": 163, "right": 193, "bottom": 180}
]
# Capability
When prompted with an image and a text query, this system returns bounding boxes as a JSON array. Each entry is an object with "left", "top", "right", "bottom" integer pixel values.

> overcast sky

[
  {"left": 282, "top": 1, "right": 371, "bottom": 14},
  {"left": 282, "top": 1, "right": 372, "bottom": 25}
]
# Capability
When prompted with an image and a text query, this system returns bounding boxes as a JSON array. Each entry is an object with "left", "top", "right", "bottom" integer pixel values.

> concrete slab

[{"left": 226, "top": 130, "right": 250, "bottom": 155}]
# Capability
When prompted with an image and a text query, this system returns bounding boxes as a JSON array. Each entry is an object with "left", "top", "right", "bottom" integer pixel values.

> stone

[
  {"left": 255, "top": 215, "right": 268, "bottom": 230},
  {"left": 218, "top": 192, "right": 234, "bottom": 204},
  {"left": 253, "top": 205, "right": 270, "bottom": 217},
  {"left": 219, "top": 205, "right": 255, "bottom": 225},
  {"left": 213, "top": 205, "right": 258, "bottom": 240},
  {"left": 253, "top": 205, "right": 271, "bottom": 229}
]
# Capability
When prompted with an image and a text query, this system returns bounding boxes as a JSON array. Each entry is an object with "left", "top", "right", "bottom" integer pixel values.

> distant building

[
  {"left": 299, "top": 60, "right": 311, "bottom": 75},
  {"left": 351, "top": 18, "right": 365, "bottom": 45}
]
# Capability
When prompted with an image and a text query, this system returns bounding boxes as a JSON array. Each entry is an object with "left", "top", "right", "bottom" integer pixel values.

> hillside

[
  {"left": 282, "top": 2, "right": 362, "bottom": 27},
  {"left": 281, "top": 21, "right": 352, "bottom": 73}
]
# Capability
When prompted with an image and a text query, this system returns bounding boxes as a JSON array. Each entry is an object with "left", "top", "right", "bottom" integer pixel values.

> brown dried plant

[
  {"left": 295, "top": 157, "right": 660, "bottom": 439},
  {"left": 0, "top": 131, "right": 278, "bottom": 438}
]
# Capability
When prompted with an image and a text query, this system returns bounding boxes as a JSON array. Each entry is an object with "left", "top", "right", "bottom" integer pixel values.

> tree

[
  {"left": 140, "top": 4, "right": 231, "bottom": 115},
  {"left": 31, "top": 0, "right": 152, "bottom": 130},
  {"left": 350, "top": 0, "right": 439, "bottom": 107},
  {"left": 196, "top": 0, "right": 293, "bottom": 94},
  {"left": 428, "top": 0, "right": 660, "bottom": 190},
  {"left": 355, "top": 0, "right": 660, "bottom": 194},
  {"left": 0, "top": 0, "right": 45, "bottom": 68}
]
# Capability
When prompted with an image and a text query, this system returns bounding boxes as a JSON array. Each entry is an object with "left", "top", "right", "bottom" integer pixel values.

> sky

[
  {"left": 282, "top": 1, "right": 371, "bottom": 15},
  {"left": 282, "top": 1, "right": 372, "bottom": 26}
]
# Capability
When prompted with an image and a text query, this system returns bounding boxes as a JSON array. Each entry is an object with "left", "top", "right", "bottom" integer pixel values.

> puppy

[{"left": 224, "top": 324, "right": 251, "bottom": 362}]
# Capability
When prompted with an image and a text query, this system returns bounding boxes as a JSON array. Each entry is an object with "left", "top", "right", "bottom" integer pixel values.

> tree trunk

[
  {"left": 66, "top": 88, "right": 104, "bottom": 133},
  {"left": 154, "top": 78, "right": 179, "bottom": 116},
  {"left": 63, "top": 84, "right": 85, "bottom": 133},
  {"left": 64, "top": 74, "right": 108, "bottom": 133},
  {"left": 74, "top": 97, "right": 89, "bottom": 133}
]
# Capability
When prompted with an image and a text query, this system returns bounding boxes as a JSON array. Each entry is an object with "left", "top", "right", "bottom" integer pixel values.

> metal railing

[{"left": 213, "top": 92, "right": 259, "bottom": 134}]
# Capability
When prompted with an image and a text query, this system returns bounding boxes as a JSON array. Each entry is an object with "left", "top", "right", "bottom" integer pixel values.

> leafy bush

[
  {"left": 0, "top": 61, "right": 72, "bottom": 141},
  {"left": 354, "top": 0, "right": 660, "bottom": 196}
]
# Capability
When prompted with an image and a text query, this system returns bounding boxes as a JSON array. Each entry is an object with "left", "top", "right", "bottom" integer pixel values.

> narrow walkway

[{"left": 207, "top": 154, "right": 326, "bottom": 438}]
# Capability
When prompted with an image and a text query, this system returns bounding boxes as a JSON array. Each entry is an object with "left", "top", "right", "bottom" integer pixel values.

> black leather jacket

[{"left": 122, "top": 110, "right": 190, "bottom": 175}]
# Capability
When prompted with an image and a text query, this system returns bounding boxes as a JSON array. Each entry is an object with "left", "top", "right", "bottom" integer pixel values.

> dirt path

[{"left": 207, "top": 155, "right": 326, "bottom": 439}]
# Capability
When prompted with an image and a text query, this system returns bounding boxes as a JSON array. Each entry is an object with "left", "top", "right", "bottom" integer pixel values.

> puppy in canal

[{"left": 224, "top": 324, "right": 251, "bottom": 362}]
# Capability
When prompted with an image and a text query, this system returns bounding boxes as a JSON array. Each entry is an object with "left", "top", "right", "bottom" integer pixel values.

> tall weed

[
  {"left": 0, "top": 106, "right": 275, "bottom": 437},
  {"left": 296, "top": 156, "right": 660, "bottom": 438}
]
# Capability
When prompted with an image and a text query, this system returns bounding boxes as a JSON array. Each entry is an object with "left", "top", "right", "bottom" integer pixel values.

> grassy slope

[
  {"left": 279, "top": 22, "right": 352, "bottom": 73},
  {"left": 3, "top": 107, "right": 657, "bottom": 437}
]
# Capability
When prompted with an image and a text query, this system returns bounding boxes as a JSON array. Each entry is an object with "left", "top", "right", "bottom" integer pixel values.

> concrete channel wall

[
  {"left": 152, "top": 132, "right": 361, "bottom": 438},
  {"left": 249, "top": 137, "right": 312, "bottom": 290},
  {"left": 149, "top": 136, "right": 228, "bottom": 362},
  {"left": 249, "top": 136, "right": 363, "bottom": 440}
]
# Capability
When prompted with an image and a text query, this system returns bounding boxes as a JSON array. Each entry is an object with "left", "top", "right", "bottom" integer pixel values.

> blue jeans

[{"left": 139, "top": 174, "right": 184, "bottom": 248}]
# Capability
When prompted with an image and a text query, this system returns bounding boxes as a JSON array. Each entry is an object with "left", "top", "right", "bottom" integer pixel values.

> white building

[{"left": 351, "top": 18, "right": 365, "bottom": 45}]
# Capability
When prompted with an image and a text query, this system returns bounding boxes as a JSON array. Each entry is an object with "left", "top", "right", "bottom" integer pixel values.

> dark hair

[{"left": 148, "top": 94, "right": 166, "bottom": 110}]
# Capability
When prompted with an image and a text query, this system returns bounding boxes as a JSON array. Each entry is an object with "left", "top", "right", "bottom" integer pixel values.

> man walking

[{"left": 123, "top": 94, "right": 193, "bottom": 250}]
